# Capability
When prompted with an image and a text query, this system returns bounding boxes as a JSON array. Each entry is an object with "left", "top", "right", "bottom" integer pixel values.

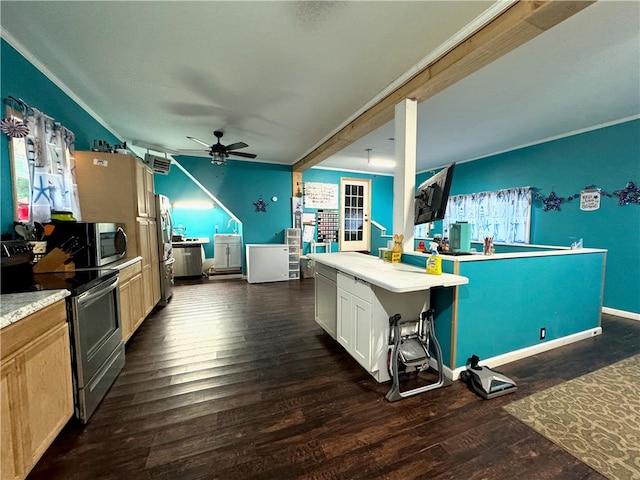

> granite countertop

[
  {"left": 0, "top": 258, "right": 142, "bottom": 330},
  {"left": 308, "top": 252, "right": 468, "bottom": 293},
  {"left": 1, "top": 290, "right": 70, "bottom": 329}
]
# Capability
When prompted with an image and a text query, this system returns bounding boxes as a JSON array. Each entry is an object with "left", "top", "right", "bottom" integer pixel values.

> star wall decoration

[
  {"left": 613, "top": 181, "right": 640, "bottom": 206},
  {"left": 253, "top": 197, "right": 269, "bottom": 212},
  {"left": 533, "top": 191, "right": 578, "bottom": 211}
]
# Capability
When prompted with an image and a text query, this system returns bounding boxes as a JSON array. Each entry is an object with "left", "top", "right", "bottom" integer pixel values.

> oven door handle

[{"left": 77, "top": 276, "right": 119, "bottom": 305}]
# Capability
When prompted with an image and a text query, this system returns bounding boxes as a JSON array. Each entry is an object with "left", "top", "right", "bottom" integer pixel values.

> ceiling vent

[{"left": 144, "top": 153, "right": 172, "bottom": 175}]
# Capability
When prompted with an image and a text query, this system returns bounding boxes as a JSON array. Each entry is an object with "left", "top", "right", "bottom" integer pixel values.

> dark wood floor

[{"left": 28, "top": 276, "right": 640, "bottom": 480}]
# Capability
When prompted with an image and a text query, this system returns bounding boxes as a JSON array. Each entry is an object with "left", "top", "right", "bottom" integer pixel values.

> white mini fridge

[{"left": 246, "top": 244, "right": 289, "bottom": 283}]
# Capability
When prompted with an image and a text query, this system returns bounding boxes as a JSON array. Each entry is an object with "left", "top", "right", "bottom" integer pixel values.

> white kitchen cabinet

[
  {"left": 214, "top": 234, "right": 242, "bottom": 271},
  {"left": 337, "top": 272, "right": 373, "bottom": 372},
  {"left": 324, "top": 262, "right": 440, "bottom": 382},
  {"left": 314, "top": 263, "right": 337, "bottom": 339}
]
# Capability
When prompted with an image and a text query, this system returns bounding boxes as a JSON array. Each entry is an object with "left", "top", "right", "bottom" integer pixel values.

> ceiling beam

[{"left": 292, "top": 0, "right": 595, "bottom": 173}]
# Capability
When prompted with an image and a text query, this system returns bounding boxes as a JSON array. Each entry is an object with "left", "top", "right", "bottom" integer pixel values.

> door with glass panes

[{"left": 340, "top": 178, "right": 371, "bottom": 252}]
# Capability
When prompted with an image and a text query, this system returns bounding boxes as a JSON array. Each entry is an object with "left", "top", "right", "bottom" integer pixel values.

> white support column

[{"left": 393, "top": 98, "right": 417, "bottom": 252}]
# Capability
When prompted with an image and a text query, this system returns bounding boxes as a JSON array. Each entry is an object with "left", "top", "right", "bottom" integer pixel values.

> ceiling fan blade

[
  {"left": 187, "top": 136, "right": 212, "bottom": 148},
  {"left": 225, "top": 141, "right": 249, "bottom": 151},
  {"left": 180, "top": 149, "right": 210, "bottom": 154},
  {"left": 228, "top": 151, "right": 257, "bottom": 159}
]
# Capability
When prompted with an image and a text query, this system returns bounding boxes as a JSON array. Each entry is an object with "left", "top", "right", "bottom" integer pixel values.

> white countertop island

[
  {"left": 307, "top": 252, "right": 468, "bottom": 384},
  {"left": 307, "top": 252, "right": 468, "bottom": 292}
]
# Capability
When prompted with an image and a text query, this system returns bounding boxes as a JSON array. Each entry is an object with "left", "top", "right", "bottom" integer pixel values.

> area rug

[{"left": 504, "top": 354, "right": 640, "bottom": 480}]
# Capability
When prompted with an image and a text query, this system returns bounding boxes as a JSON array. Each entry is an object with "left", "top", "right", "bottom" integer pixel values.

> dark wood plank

[{"left": 26, "top": 276, "right": 639, "bottom": 479}]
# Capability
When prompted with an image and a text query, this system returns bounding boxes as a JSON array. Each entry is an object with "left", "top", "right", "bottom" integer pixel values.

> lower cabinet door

[
  {"left": 336, "top": 285, "right": 373, "bottom": 372},
  {"left": 336, "top": 287, "right": 352, "bottom": 350},
  {"left": 119, "top": 279, "right": 133, "bottom": 341},
  {"left": 1, "top": 360, "right": 22, "bottom": 480},
  {"left": 351, "top": 294, "right": 372, "bottom": 370},
  {"left": 21, "top": 324, "right": 74, "bottom": 472}
]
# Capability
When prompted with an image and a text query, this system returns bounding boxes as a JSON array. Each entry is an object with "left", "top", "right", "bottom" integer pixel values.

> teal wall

[
  {"left": 404, "top": 251, "right": 605, "bottom": 368},
  {"left": 417, "top": 120, "right": 640, "bottom": 314},
  {"left": 155, "top": 156, "right": 293, "bottom": 250},
  {"left": 1, "top": 39, "right": 121, "bottom": 235},
  {"left": 153, "top": 163, "right": 394, "bottom": 258},
  {"left": 452, "top": 253, "right": 605, "bottom": 368}
]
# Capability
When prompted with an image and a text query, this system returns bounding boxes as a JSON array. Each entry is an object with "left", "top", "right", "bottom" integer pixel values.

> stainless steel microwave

[{"left": 44, "top": 222, "right": 127, "bottom": 267}]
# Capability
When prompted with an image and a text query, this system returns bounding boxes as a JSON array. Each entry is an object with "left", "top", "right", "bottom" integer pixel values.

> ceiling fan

[{"left": 186, "top": 130, "right": 257, "bottom": 165}]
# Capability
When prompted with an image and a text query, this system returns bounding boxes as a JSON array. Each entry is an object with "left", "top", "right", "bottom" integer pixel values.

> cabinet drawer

[
  {"left": 1, "top": 301, "right": 67, "bottom": 361},
  {"left": 337, "top": 272, "right": 371, "bottom": 302},
  {"left": 315, "top": 262, "right": 337, "bottom": 282},
  {"left": 118, "top": 260, "right": 142, "bottom": 283}
]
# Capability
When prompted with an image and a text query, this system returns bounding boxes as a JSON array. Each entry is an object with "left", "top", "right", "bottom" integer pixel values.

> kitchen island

[
  {"left": 308, "top": 252, "right": 468, "bottom": 382},
  {"left": 311, "top": 246, "right": 607, "bottom": 381}
]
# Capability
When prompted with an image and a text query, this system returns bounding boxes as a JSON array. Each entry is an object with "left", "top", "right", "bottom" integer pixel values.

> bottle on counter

[{"left": 426, "top": 242, "right": 442, "bottom": 275}]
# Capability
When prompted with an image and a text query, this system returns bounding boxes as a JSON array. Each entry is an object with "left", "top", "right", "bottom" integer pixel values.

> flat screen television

[{"left": 414, "top": 163, "right": 455, "bottom": 225}]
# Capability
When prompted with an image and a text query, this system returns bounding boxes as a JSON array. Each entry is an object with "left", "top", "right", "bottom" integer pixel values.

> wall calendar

[{"left": 304, "top": 182, "right": 338, "bottom": 209}]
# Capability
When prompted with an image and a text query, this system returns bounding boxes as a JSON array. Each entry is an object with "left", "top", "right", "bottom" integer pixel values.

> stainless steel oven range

[
  {"left": 1, "top": 239, "right": 125, "bottom": 424},
  {"left": 62, "top": 270, "right": 124, "bottom": 422}
]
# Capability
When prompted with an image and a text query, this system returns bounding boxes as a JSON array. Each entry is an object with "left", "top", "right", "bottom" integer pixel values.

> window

[{"left": 443, "top": 187, "right": 531, "bottom": 244}]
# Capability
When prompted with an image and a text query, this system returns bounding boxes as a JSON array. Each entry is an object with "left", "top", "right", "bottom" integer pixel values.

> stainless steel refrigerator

[{"left": 156, "top": 194, "right": 175, "bottom": 306}]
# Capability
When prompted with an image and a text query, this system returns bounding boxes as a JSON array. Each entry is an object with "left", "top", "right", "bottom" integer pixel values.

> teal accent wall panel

[
  {"left": 1, "top": 39, "right": 121, "bottom": 235},
  {"left": 154, "top": 165, "right": 236, "bottom": 258},
  {"left": 452, "top": 253, "right": 604, "bottom": 368},
  {"left": 418, "top": 120, "right": 639, "bottom": 314},
  {"left": 157, "top": 156, "right": 292, "bottom": 246}
]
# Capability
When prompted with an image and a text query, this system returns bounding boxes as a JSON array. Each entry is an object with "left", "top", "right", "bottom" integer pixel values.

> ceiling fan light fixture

[{"left": 210, "top": 151, "right": 227, "bottom": 165}]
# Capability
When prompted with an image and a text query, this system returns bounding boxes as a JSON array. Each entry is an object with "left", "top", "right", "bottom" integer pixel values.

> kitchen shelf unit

[{"left": 285, "top": 228, "right": 301, "bottom": 280}]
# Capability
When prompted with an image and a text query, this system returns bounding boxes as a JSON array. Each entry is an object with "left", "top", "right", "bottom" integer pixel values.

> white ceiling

[{"left": 1, "top": 1, "right": 639, "bottom": 175}]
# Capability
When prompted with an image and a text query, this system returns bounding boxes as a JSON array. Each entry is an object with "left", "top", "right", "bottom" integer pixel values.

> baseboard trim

[
  {"left": 448, "top": 327, "right": 602, "bottom": 380},
  {"left": 602, "top": 307, "right": 640, "bottom": 322}
]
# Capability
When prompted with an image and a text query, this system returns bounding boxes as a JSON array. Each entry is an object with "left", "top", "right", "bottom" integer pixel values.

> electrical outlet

[{"left": 540, "top": 327, "right": 546, "bottom": 340}]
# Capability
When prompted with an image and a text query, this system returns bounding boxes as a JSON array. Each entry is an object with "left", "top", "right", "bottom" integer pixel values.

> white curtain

[
  {"left": 19, "top": 107, "right": 81, "bottom": 223},
  {"left": 443, "top": 187, "right": 531, "bottom": 244}
]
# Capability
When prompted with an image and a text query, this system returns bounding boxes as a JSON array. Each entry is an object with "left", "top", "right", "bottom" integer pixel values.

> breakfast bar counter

[
  {"left": 310, "top": 246, "right": 607, "bottom": 380},
  {"left": 403, "top": 246, "right": 608, "bottom": 372}
]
